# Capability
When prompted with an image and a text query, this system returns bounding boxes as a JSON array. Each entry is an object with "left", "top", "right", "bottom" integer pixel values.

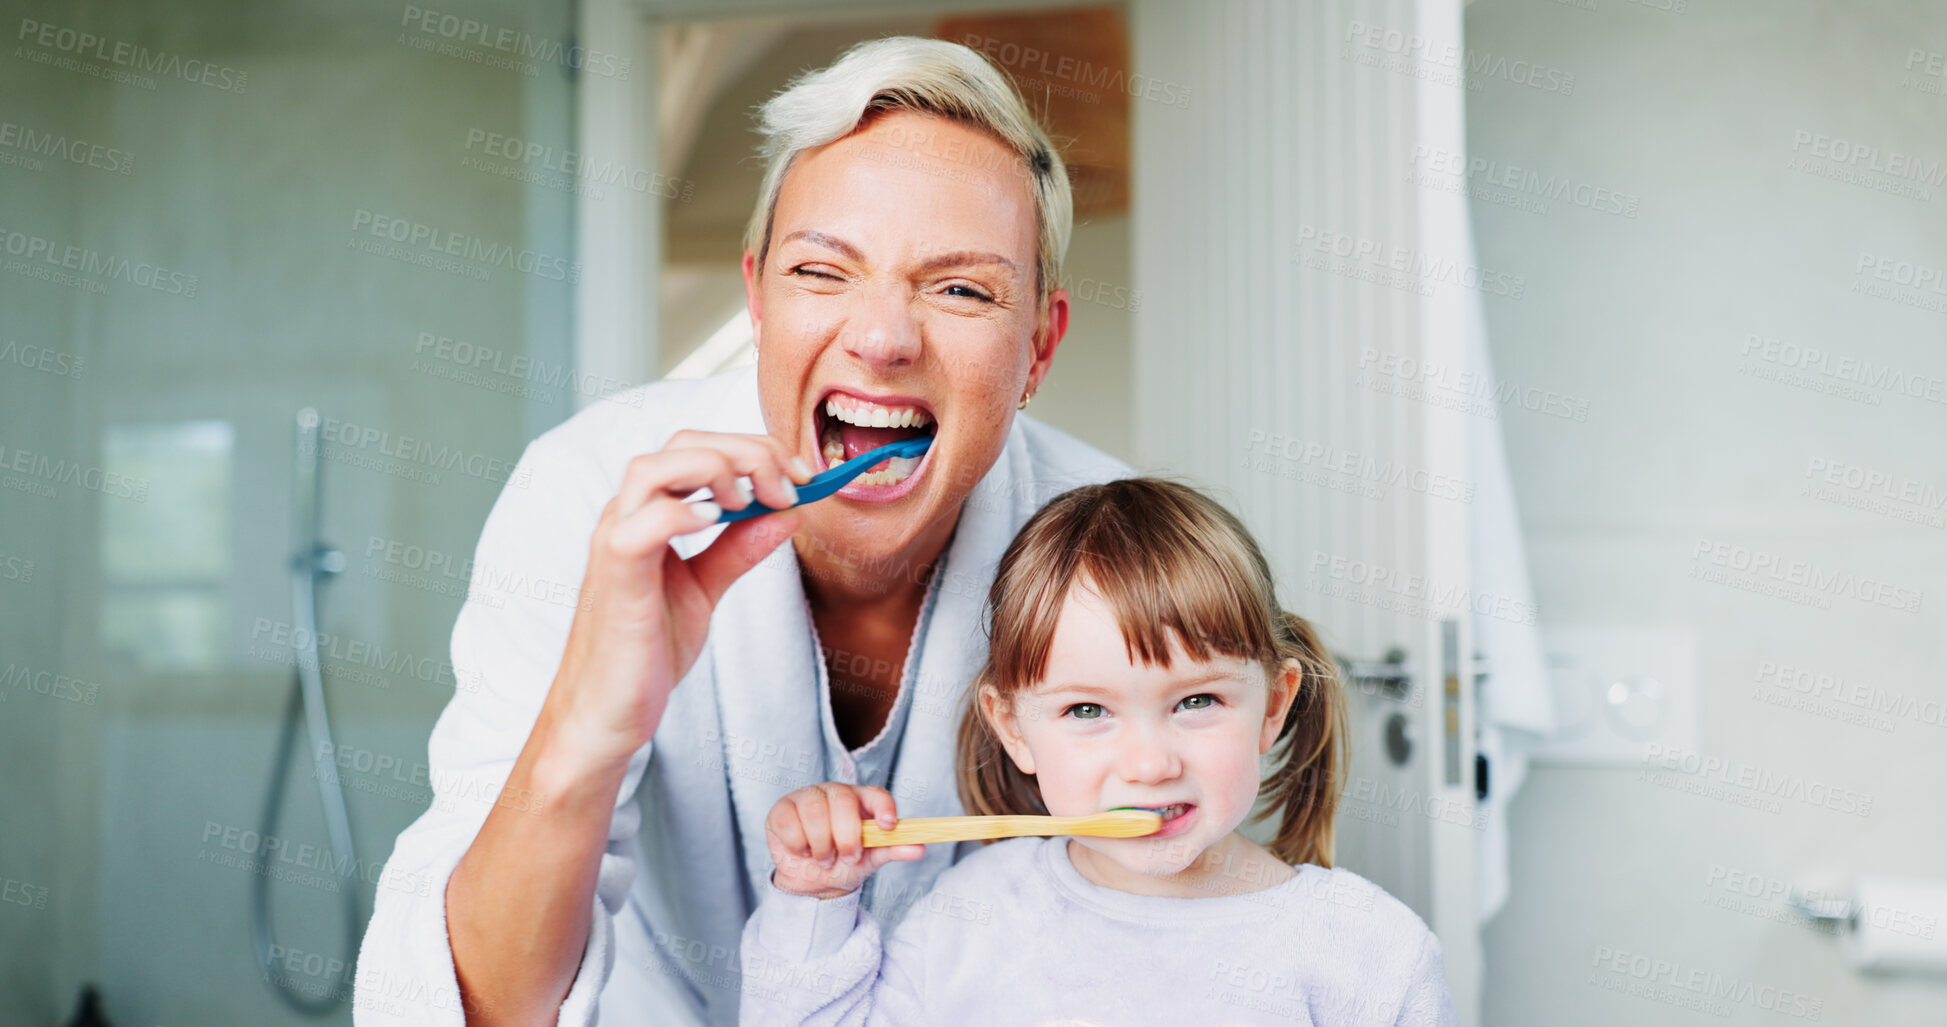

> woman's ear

[
  {"left": 979, "top": 683, "right": 1036, "bottom": 776},
  {"left": 1026, "top": 287, "right": 1070, "bottom": 398},
  {"left": 1260, "top": 659, "right": 1303, "bottom": 755},
  {"left": 741, "top": 249, "right": 764, "bottom": 346}
]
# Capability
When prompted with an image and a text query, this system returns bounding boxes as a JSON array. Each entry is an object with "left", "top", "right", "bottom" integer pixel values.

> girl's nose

[
  {"left": 1116, "top": 725, "right": 1183, "bottom": 784},
  {"left": 841, "top": 285, "right": 922, "bottom": 371}
]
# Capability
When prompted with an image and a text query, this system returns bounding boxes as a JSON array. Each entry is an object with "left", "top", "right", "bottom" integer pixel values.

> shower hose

[{"left": 250, "top": 408, "right": 359, "bottom": 1015}]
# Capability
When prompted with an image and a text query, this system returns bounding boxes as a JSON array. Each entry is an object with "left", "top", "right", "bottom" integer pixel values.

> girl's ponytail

[
  {"left": 1254, "top": 610, "right": 1349, "bottom": 868},
  {"left": 955, "top": 670, "right": 1048, "bottom": 829}
]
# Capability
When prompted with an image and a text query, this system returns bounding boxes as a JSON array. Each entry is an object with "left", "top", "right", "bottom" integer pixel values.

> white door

[{"left": 1130, "top": 1, "right": 1481, "bottom": 1022}]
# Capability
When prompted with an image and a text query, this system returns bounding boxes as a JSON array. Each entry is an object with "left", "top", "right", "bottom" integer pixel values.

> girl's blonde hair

[
  {"left": 744, "top": 35, "right": 1073, "bottom": 306},
  {"left": 954, "top": 478, "right": 1349, "bottom": 867}
]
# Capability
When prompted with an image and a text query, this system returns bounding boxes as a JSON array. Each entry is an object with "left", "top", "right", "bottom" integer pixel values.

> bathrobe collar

[{"left": 700, "top": 368, "right": 1030, "bottom": 921}]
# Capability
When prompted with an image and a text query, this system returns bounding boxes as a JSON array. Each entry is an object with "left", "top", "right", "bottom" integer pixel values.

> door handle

[{"left": 1337, "top": 647, "right": 1415, "bottom": 704}]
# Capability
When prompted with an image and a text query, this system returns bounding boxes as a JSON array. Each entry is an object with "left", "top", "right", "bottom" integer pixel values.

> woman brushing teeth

[{"left": 362, "top": 36, "right": 1132, "bottom": 1027}]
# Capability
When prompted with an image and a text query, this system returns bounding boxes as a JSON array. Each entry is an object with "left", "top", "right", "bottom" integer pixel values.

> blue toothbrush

[{"left": 710, "top": 435, "right": 933, "bottom": 523}]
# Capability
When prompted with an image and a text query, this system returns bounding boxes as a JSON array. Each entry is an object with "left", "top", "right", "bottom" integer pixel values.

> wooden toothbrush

[{"left": 860, "top": 808, "right": 1163, "bottom": 847}]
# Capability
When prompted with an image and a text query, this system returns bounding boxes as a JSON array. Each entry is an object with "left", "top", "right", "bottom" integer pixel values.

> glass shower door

[{"left": 0, "top": 1, "right": 585, "bottom": 1022}]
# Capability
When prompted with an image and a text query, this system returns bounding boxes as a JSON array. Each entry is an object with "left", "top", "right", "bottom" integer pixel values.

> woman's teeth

[
  {"left": 825, "top": 395, "right": 934, "bottom": 429},
  {"left": 819, "top": 393, "right": 934, "bottom": 486},
  {"left": 819, "top": 424, "right": 924, "bottom": 485},
  {"left": 854, "top": 456, "right": 920, "bottom": 486}
]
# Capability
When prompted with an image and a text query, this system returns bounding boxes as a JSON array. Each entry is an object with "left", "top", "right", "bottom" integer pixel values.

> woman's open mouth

[{"left": 814, "top": 389, "right": 939, "bottom": 496}]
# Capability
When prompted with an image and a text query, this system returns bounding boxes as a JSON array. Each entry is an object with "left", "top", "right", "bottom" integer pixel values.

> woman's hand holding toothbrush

[
  {"left": 545, "top": 431, "right": 810, "bottom": 772},
  {"left": 766, "top": 784, "right": 928, "bottom": 900},
  {"left": 447, "top": 433, "right": 808, "bottom": 1025}
]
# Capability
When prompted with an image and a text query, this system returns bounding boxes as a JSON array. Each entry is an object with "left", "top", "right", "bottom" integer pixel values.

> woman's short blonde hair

[{"left": 744, "top": 35, "right": 1073, "bottom": 306}]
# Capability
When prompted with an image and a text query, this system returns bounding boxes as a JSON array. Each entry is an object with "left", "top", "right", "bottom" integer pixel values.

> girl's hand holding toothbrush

[{"left": 765, "top": 783, "right": 928, "bottom": 900}]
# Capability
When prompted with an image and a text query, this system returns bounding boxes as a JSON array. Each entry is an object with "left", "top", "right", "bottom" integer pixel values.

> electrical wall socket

[{"left": 1530, "top": 625, "right": 1697, "bottom": 766}]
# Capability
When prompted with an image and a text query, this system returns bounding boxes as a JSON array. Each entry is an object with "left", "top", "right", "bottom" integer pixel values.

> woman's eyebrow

[
  {"left": 914, "top": 250, "right": 1019, "bottom": 275},
  {"left": 779, "top": 229, "right": 862, "bottom": 261},
  {"left": 778, "top": 229, "right": 1017, "bottom": 277}
]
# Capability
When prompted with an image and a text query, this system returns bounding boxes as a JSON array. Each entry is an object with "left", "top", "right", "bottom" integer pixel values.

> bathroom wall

[
  {"left": 0, "top": 27, "right": 82, "bottom": 1019},
  {"left": 1466, "top": 0, "right": 1947, "bottom": 1022}
]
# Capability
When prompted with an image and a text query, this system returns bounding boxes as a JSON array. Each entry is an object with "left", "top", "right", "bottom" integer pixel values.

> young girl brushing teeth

[{"left": 740, "top": 479, "right": 1456, "bottom": 1025}]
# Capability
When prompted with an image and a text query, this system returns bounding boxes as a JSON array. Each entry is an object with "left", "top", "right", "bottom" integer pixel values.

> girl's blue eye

[{"left": 1064, "top": 702, "right": 1105, "bottom": 720}]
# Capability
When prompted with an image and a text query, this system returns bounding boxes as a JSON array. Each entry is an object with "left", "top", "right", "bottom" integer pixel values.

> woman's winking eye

[
  {"left": 940, "top": 282, "right": 993, "bottom": 302},
  {"left": 786, "top": 265, "right": 996, "bottom": 305}
]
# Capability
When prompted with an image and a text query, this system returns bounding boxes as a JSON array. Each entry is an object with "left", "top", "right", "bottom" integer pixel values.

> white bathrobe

[{"left": 352, "top": 365, "right": 1130, "bottom": 1026}]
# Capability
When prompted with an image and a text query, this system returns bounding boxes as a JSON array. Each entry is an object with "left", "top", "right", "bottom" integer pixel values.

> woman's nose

[{"left": 841, "top": 285, "right": 922, "bottom": 370}]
